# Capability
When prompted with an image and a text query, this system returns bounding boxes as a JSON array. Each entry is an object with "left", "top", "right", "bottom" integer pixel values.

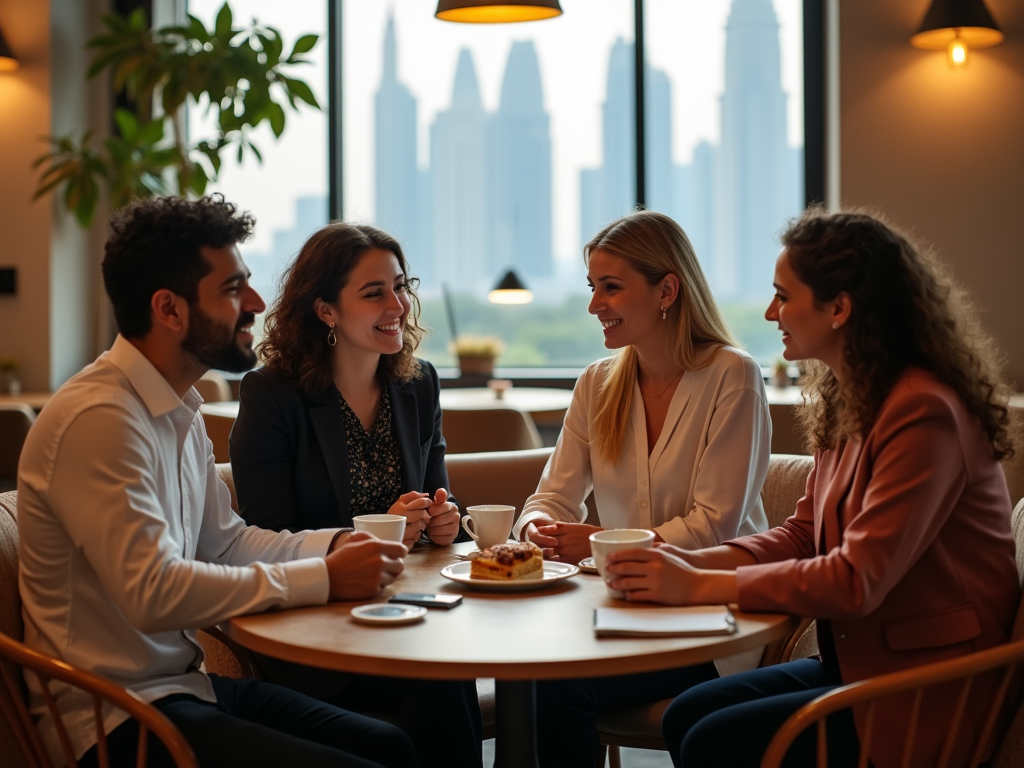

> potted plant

[
  {"left": 451, "top": 335, "right": 506, "bottom": 378},
  {"left": 0, "top": 359, "right": 21, "bottom": 396},
  {"left": 32, "top": 3, "right": 321, "bottom": 226},
  {"left": 771, "top": 358, "right": 791, "bottom": 388}
]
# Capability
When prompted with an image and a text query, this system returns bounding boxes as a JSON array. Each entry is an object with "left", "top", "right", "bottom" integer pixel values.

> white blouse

[{"left": 513, "top": 345, "right": 771, "bottom": 547}]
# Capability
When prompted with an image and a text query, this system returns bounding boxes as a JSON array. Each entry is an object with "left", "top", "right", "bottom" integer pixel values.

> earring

[
  {"left": 327, "top": 323, "right": 337, "bottom": 346},
  {"left": 832, "top": 322, "right": 839, "bottom": 330},
  {"left": 660, "top": 304, "right": 667, "bottom": 321}
]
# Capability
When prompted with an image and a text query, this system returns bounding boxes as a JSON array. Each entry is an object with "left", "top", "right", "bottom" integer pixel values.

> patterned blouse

[{"left": 338, "top": 385, "right": 403, "bottom": 517}]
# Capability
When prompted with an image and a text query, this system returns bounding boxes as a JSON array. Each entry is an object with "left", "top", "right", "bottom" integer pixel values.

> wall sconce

[
  {"left": 0, "top": 24, "right": 19, "bottom": 72},
  {"left": 488, "top": 270, "right": 533, "bottom": 304},
  {"left": 436, "top": 0, "right": 562, "bottom": 24},
  {"left": 910, "top": 0, "right": 1003, "bottom": 69}
]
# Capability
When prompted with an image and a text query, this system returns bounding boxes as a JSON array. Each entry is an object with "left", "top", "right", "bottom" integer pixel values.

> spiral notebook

[{"left": 593, "top": 606, "right": 737, "bottom": 637}]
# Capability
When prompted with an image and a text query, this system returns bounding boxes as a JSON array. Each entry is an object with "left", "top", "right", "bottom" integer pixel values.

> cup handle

[{"left": 461, "top": 516, "right": 479, "bottom": 543}]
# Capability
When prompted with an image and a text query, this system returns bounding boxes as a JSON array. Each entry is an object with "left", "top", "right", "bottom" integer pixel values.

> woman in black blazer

[{"left": 230, "top": 222, "right": 480, "bottom": 768}]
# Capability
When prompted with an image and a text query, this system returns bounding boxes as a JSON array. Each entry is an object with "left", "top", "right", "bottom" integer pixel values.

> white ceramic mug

[
  {"left": 461, "top": 505, "right": 515, "bottom": 549},
  {"left": 589, "top": 529, "right": 656, "bottom": 598},
  {"left": 353, "top": 514, "right": 407, "bottom": 543}
]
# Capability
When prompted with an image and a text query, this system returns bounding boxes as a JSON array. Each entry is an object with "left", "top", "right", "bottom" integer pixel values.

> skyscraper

[
  {"left": 431, "top": 48, "right": 488, "bottom": 290},
  {"left": 487, "top": 41, "right": 552, "bottom": 282},
  {"left": 714, "top": 0, "right": 795, "bottom": 299},
  {"left": 374, "top": 14, "right": 427, "bottom": 272},
  {"left": 579, "top": 38, "right": 673, "bottom": 249}
]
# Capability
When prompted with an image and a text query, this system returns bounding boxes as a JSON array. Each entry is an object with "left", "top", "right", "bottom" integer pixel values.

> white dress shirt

[
  {"left": 17, "top": 336, "right": 338, "bottom": 763},
  {"left": 513, "top": 345, "right": 771, "bottom": 547}
]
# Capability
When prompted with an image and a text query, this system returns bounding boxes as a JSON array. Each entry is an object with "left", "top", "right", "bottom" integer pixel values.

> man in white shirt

[{"left": 17, "top": 195, "right": 416, "bottom": 768}]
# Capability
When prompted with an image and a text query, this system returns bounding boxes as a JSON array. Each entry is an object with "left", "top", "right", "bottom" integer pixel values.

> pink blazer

[{"left": 729, "top": 369, "right": 1019, "bottom": 768}]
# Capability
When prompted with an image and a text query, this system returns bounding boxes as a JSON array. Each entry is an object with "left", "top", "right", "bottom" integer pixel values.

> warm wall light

[
  {"left": 436, "top": 0, "right": 562, "bottom": 24},
  {"left": 0, "top": 25, "right": 19, "bottom": 72},
  {"left": 488, "top": 270, "right": 533, "bottom": 304},
  {"left": 910, "top": 0, "right": 1003, "bottom": 69}
]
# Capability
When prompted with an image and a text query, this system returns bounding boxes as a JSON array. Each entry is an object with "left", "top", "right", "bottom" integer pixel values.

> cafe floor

[{"left": 482, "top": 740, "right": 673, "bottom": 767}]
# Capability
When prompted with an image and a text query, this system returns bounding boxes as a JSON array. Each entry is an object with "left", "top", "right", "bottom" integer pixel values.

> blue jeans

[
  {"left": 536, "top": 662, "right": 720, "bottom": 768},
  {"left": 662, "top": 658, "right": 862, "bottom": 768},
  {"left": 80, "top": 674, "right": 417, "bottom": 768}
]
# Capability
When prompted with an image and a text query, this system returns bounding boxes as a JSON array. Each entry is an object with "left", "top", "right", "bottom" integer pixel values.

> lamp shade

[
  {"left": 488, "top": 270, "right": 533, "bottom": 304},
  {"left": 436, "top": 0, "right": 562, "bottom": 24},
  {"left": 910, "top": 0, "right": 1003, "bottom": 49},
  {"left": 0, "top": 25, "right": 19, "bottom": 72}
]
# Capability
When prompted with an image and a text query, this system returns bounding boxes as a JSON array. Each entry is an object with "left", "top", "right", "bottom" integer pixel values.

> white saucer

[
  {"left": 578, "top": 557, "right": 599, "bottom": 574},
  {"left": 440, "top": 561, "right": 580, "bottom": 591},
  {"left": 350, "top": 603, "right": 427, "bottom": 625}
]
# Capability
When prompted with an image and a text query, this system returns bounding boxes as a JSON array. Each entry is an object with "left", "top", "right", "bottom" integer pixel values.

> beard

[{"left": 182, "top": 304, "right": 258, "bottom": 373}]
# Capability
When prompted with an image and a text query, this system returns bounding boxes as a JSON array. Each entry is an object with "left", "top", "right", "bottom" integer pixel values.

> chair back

[
  {"left": 0, "top": 404, "right": 35, "bottom": 482},
  {"left": 1002, "top": 402, "right": 1024, "bottom": 508},
  {"left": 0, "top": 492, "right": 197, "bottom": 768},
  {"left": 760, "top": 453, "right": 814, "bottom": 529},
  {"left": 442, "top": 408, "right": 543, "bottom": 454},
  {"left": 194, "top": 371, "right": 232, "bottom": 403},
  {"left": 201, "top": 412, "right": 235, "bottom": 463}
]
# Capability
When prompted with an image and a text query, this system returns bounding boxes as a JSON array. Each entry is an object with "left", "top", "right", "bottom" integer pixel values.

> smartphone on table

[{"left": 388, "top": 592, "right": 463, "bottom": 609}]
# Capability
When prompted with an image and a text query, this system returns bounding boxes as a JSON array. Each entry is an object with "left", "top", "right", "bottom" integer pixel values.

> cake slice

[{"left": 468, "top": 542, "right": 544, "bottom": 581}]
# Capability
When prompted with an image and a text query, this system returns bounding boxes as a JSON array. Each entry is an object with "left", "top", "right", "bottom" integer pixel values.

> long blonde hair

[{"left": 586, "top": 211, "right": 737, "bottom": 462}]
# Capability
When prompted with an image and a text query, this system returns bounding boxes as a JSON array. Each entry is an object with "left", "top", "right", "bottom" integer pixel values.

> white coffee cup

[
  {"left": 461, "top": 505, "right": 515, "bottom": 549},
  {"left": 353, "top": 514, "right": 407, "bottom": 543},
  {"left": 589, "top": 529, "right": 656, "bottom": 598}
]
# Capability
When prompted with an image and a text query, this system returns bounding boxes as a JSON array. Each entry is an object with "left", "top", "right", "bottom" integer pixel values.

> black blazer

[{"left": 230, "top": 361, "right": 454, "bottom": 533}]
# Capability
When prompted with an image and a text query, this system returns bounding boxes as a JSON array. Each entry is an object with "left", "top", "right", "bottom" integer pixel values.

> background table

[
  {"left": 225, "top": 541, "right": 796, "bottom": 767},
  {"left": 439, "top": 386, "right": 573, "bottom": 429}
]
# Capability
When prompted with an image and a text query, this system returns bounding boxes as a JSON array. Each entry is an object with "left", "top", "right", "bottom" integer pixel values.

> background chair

[
  {"left": 762, "top": 496, "right": 1024, "bottom": 768},
  {"left": 200, "top": 412, "right": 235, "bottom": 463},
  {"left": 0, "top": 491, "right": 197, "bottom": 768},
  {"left": 194, "top": 370, "right": 233, "bottom": 403},
  {"left": 442, "top": 408, "right": 543, "bottom": 454},
  {"left": 595, "top": 453, "right": 816, "bottom": 768},
  {"left": 0, "top": 404, "right": 35, "bottom": 492}
]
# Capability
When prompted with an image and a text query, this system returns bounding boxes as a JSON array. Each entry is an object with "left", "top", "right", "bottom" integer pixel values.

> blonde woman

[{"left": 519, "top": 210, "right": 771, "bottom": 768}]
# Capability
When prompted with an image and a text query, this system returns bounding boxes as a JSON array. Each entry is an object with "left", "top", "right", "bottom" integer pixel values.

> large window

[{"left": 192, "top": 0, "right": 806, "bottom": 370}]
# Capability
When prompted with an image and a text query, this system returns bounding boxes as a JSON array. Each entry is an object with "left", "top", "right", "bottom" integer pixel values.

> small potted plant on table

[{"left": 451, "top": 335, "right": 506, "bottom": 378}]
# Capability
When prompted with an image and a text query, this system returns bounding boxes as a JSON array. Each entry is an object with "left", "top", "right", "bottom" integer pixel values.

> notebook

[{"left": 593, "top": 606, "right": 737, "bottom": 637}]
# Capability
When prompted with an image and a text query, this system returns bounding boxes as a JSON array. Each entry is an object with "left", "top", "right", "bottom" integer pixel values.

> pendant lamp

[
  {"left": 910, "top": 0, "right": 1003, "bottom": 68},
  {"left": 436, "top": 0, "right": 562, "bottom": 24},
  {"left": 488, "top": 270, "right": 533, "bottom": 304}
]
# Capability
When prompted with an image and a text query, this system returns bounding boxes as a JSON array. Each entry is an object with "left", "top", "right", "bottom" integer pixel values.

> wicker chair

[{"left": 0, "top": 492, "right": 197, "bottom": 768}]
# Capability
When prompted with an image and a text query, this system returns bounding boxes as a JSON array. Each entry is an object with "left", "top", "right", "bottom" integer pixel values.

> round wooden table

[
  {"left": 439, "top": 387, "right": 574, "bottom": 428},
  {"left": 225, "top": 541, "right": 796, "bottom": 767}
]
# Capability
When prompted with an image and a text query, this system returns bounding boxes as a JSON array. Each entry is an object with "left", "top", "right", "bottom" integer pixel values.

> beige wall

[
  {"left": 839, "top": 0, "right": 1024, "bottom": 387},
  {"left": 0, "top": 0, "right": 52, "bottom": 392},
  {"left": 0, "top": 0, "right": 107, "bottom": 392}
]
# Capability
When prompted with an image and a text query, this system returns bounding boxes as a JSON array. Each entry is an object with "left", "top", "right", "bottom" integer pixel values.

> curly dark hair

[
  {"left": 257, "top": 222, "right": 425, "bottom": 395},
  {"left": 785, "top": 207, "right": 1012, "bottom": 460},
  {"left": 102, "top": 195, "right": 255, "bottom": 338}
]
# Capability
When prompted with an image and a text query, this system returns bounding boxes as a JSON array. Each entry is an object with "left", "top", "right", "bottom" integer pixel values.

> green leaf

[
  {"left": 214, "top": 2, "right": 234, "bottom": 41},
  {"left": 189, "top": 163, "right": 209, "bottom": 196},
  {"left": 268, "top": 100, "right": 285, "bottom": 138},
  {"left": 289, "top": 33, "right": 318, "bottom": 57},
  {"left": 283, "top": 77, "right": 319, "bottom": 109},
  {"left": 113, "top": 109, "right": 138, "bottom": 142}
]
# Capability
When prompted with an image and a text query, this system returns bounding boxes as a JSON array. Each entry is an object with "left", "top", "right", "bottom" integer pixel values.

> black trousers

[
  {"left": 662, "top": 658, "right": 861, "bottom": 768},
  {"left": 536, "top": 662, "right": 720, "bottom": 768},
  {"left": 79, "top": 674, "right": 417, "bottom": 768}
]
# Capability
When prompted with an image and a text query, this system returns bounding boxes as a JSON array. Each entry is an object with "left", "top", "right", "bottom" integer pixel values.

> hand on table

[
  {"left": 388, "top": 491, "right": 433, "bottom": 549},
  {"left": 325, "top": 533, "right": 407, "bottom": 601},
  {"left": 424, "top": 488, "right": 460, "bottom": 546},
  {"left": 527, "top": 520, "right": 603, "bottom": 564}
]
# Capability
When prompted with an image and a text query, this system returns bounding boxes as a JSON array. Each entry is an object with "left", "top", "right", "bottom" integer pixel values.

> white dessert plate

[
  {"left": 578, "top": 556, "right": 599, "bottom": 574},
  {"left": 440, "top": 561, "right": 580, "bottom": 591},
  {"left": 350, "top": 603, "right": 427, "bottom": 625}
]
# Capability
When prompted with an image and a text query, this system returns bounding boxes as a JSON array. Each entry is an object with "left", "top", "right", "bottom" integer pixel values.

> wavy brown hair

[
  {"left": 785, "top": 207, "right": 1012, "bottom": 460},
  {"left": 258, "top": 223, "right": 425, "bottom": 395}
]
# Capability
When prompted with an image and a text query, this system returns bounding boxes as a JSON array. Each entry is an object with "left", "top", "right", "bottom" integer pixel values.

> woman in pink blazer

[{"left": 606, "top": 209, "right": 1020, "bottom": 768}]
